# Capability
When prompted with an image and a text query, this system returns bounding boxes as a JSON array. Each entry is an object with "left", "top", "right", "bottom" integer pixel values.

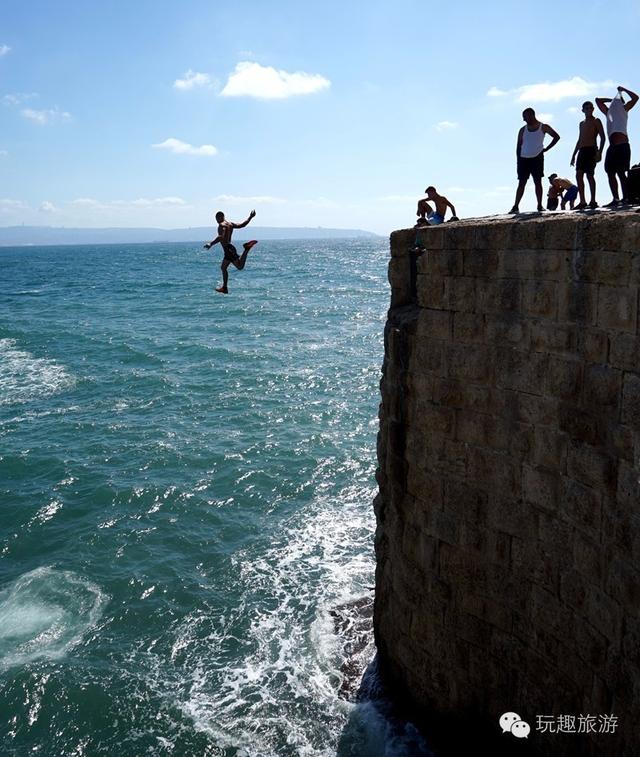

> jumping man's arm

[
  {"left": 595, "top": 98, "right": 611, "bottom": 116},
  {"left": 542, "top": 124, "right": 560, "bottom": 152},
  {"left": 232, "top": 209, "right": 257, "bottom": 229},
  {"left": 203, "top": 235, "right": 222, "bottom": 250},
  {"left": 619, "top": 86, "right": 639, "bottom": 111}
]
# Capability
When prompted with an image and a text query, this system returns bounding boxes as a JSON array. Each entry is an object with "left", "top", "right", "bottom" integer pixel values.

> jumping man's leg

[
  {"left": 217, "top": 260, "right": 230, "bottom": 293},
  {"left": 232, "top": 240, "right": 258, "bottom": 271}
]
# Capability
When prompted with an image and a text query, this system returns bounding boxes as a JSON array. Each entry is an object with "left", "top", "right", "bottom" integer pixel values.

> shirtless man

[
  {"left": 203, "top": 209, "right": 258, "bottom": 294},
  {"left": 547, "top": 174, "right": 579, "bottom": 210},
  {"left": 596, "top": 85, "right": 639, "bottom": 206},
  {"left": 570, "top": 101, "right": 605, "bottom": 209},
  {"left": 510, "top": 108, "right": 560, "bottom": 214},
  {"left": 416, "top": 186, "right": 457, "bottom": 226}
]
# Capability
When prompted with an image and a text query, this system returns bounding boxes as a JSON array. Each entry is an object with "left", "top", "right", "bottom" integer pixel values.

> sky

[{"left": 1, "top": 0, "right": 640, "bottom": 235}]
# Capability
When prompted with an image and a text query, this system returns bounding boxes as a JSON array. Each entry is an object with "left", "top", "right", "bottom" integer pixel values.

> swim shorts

[
  {"left": 604, "top": 143, "right": 631, "bottom": 174},
  {"left": 517, "top": 153, "right": 544, "bottom": 181},
  {"left": 222, "top": 242, "right": 239, "bottom": 262},
  {"left": 428, "top": 213, "right": 445, "bottom": 225},
  {"left": 563, "top": 185, "right": 579, "bottom": 204},
  {"left": 576, "top": 146, "right": 598, "bottom": 175}
]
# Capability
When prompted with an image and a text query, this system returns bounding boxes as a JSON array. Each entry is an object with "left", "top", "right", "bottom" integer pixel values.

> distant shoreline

[{"left": 0, "top": 225, "right": 381, "bottom": 247}]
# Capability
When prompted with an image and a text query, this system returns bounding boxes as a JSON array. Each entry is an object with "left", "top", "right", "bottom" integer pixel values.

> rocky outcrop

[{"left": 374, "top": 213, "right": 640, "bottom": 756}]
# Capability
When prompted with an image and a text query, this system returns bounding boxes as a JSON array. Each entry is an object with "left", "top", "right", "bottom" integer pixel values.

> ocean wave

[
  {"left": 0, "top": 567, "right": 108, "bottom": 670},
  {"left": 0, "top": 338, "right": 75, "bottom": 406}
]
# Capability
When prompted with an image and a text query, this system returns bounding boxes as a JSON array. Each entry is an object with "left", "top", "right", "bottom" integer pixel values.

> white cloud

[
  {"left": 70, "top": 196, "right": 188, "bottom": 210},
  {"left": 436, "top": 120, "right": 459, "bottom": 131},
  {"left": 566, "top": 106, "right": 580, "bottom": 114},
  {"left": 39, "top": 201, "right": 56, "bottom": 213},
  {"left": 212, "top": 194, "right": 286, "bottom": 205},
  {"left": 173, "top": 69, "right": 213, "bottom": 90},
  {"left": 0, "top": 198, "right": 26, "bottom": 212},
  {"left": 221, "top": 61, "right": 330, "bottom": 99},
  {"left": 0, "top": 45, "right": 10, "bottom": 57},
  {"left": 487, "top": 77, "right": 615, "bottom": 104},
  {"left": 152, "top": 137, "right": 217, "bottom": 157},
  {"left": 3, "top": 93, "right": 37, "bottom": 106},
  {"left": 537, "top": 112, "right": 554, "bottom": 122},
  {"left": 21, "top": 107, "right": 71, "bottom": 124}
]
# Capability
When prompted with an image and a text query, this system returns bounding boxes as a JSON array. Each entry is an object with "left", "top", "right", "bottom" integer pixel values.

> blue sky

[{"left": 1, "top": 0, "right": 639, "bottom": 234}]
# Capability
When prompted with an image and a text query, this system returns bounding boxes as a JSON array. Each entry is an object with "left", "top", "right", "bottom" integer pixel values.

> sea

[{"left": 0, "top": 240, "right": 432, "bottom": 757}]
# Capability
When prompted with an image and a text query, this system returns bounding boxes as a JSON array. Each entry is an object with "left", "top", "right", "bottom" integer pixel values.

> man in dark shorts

[
  {"left": 509, "top": 108, "right": 560, "bottom": 214},
  {"left": 570, "top": 101, "right": 605, "bottom": 209},
  {"left": 596, "top": 85, "right": 639, "bottom": 206},
  {"left": 203, "top": 209, "right": 258, "bottom": 294}
]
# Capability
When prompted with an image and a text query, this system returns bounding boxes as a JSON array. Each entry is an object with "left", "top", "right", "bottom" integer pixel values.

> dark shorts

[
  {"left": 222, "top": 242, "right": 239, "bottom": 263},
  {"left": 576, "top": 146, "right": 597, "bottom": 176},
  {"left": 604, "top": 142, "right": 631, "bottom": 174},
  {"left": 517, "top": 153, "right": 544, "bottom": 181},
  {"left": 563, "top": 185, "right": 579, "bottom": 204}
]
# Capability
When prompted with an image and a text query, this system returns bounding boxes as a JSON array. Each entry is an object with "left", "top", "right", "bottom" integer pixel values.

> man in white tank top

[
  {"left": 510, "top": 108, "right": 560, "bottom": 214},
  {"left": 596, "top": 85, "right": 638, "bottom": 206}
]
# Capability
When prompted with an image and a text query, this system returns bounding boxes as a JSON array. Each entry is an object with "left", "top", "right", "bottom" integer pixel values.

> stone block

[
  {"left": 566, "top": 441, "right": 617, "bottom": 492},
  {"left": 417, "top": 249, "right": 463, "bottom": 277},
  {"left": 545, "top": 356, "right": 583, "bottom": 400},
  {"left": 572, "top": 531, "right": 603, "bottom": 584},
  {"left": 496, "top": 345, "right": 549, "bottom": 394},
  {"left": 455, "top": 410, "right": 508, "bottom": 450},
  {"left": 417, "top": 273, "right": 448, "bottom": 309},
  {"left": 558, "top": 404, "right": 600, "bottom": 445},
  {"left": 530, "top": 322, "right": 577, "bottom": 355},
  {"left": 544, "top": 216, "right": 580, "bottom": 249},
  {"left": 474, "top": 221, "right": 511, "bottom": 250},
  {"left": 476, "top": 278, "right": 521, "bottom": 315},
  {"left": 572, "top": 249, "right": 632, "bottom": 285},
  {"left": 558, "top": 282, "right": 598, "bottom": 324},
  {"left": 583, "top": 364, "right": 622, "bottom": 408},
  {"left": 390, "top": 228, "right": 415, "bottom": 257},
  {"left": 576, "top": 329, "right": 608, "bottom": 364},
  {"left": 510, "top": 218, "right": 546, "bottom": 249},
  {"left": 417, "top": 307, "right": 453, "bottom": 341},
  {"left": 463, "top": 249, "right": 500, "bottom": 277},
  {"left": 516, "top": 393, "right": 559, "bottom": 425},
  {"left": 453, "top": 312, "right": 485, "bottom": 343},
  {"left": 606, "top": 557, "right": 640, "bottom": 615},
  {"left": 446, "top": 276, "right": 477, "bottom": 313},
  {"left": 410, "top": 338, "right": 445, "bottom": 375},
  {"left": 532, "top": 426, "right": 568, "bottom": 470},
  {"left": 609, "top": 333, "right": 640, "bottom": 371},
  {"left": 443, "top": 478, "right": 488, "bottom": 523},
  {"left": 522, "top": 280, "right": 558, "bottom": 318},
  {"left": 446, "top": 343, "right": 494, "bottom": 383},
  {"left": 523, "top": 464, "right": 560, "bottom": 511},
  {"left": 485, "top": 314, "right": 530, "bottom": 349},
  {"left": 596, "top": 285, "right": 638, "bottom": 333},
  {"left": 621, "top": 373, "right": 640, "bottom": 426},
  {"left": 414, "top": 224, "right": 446, "bottom": 250},
  {"left": 468, "top": 449, "right": 521, "bottom": 498}
]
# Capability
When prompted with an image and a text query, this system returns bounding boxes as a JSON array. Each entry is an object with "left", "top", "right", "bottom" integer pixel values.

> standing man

[
  {"left": 596, "top": 85, "right": 639, "bottom": 207},
  {"left": 203, "top": 209, "right": 258, "bottom": 294},
  {"left": 570, "top": 101, "right": 605, "bottom": 209},
  {"left": 509, "top": 108, "right": 560, "bottom": 214}
]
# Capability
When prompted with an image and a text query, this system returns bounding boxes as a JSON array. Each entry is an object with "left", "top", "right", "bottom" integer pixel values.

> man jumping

[{"left": 203, "top": 209, "right": 258, "bottom": 294}]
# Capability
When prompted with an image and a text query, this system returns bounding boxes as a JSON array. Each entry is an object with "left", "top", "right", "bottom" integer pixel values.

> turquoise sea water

[{"left": 0, "top": 240, "right": 430, "bottom": 756}]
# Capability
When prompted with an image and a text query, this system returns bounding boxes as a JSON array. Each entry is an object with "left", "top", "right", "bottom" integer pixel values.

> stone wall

[{"left": 374, "top": 213, "right": 640, "bottom": 756}]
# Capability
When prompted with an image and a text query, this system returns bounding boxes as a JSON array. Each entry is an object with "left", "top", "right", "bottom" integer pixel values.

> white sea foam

[
  {"left": 0, "top": 338, "right": 75, "bottom": 406},
  {"left": 0, "top": 567, "right": 108, "bottom": 670}
]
